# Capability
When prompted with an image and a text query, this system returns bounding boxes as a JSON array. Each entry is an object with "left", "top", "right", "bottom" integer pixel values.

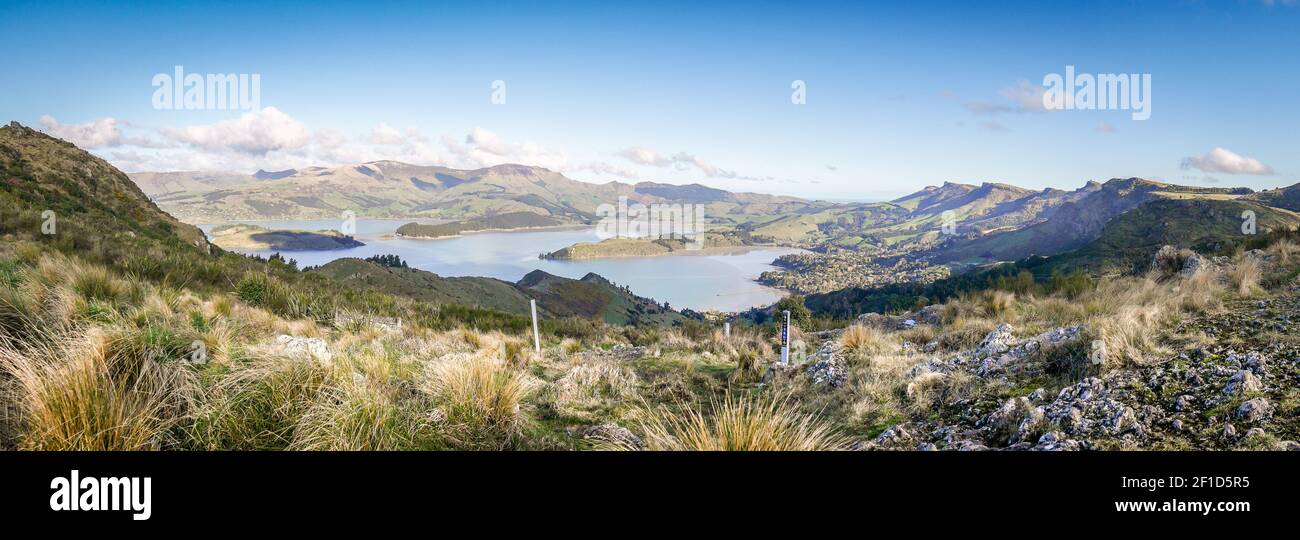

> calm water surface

[{"left": 198, "top": 219, "right": 801, "bottom": 312}]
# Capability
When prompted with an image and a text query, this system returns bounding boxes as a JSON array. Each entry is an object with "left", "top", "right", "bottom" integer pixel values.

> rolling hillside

[
  {"left": 308, "top": 258, "right": 686, "bottom": 325},
  {"left": 801, "top": 196, "right": 1300, "bottom": 317},
  {"left": 131, "top": 163, "right": 811, "bottom": 225},
  {"left": 927, "top": 178, "right": 1254, "bottom": 266},
  {"left": 0, "top": 121, "right": 210, "bottom": 252}
]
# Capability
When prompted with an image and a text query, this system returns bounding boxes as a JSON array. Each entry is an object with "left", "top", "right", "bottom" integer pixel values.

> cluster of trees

[{"left": 365, "top": 254, "right": 409, "bottom": 268}]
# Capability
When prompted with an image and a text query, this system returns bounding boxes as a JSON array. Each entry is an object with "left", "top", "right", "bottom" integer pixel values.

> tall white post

[
  {"left": 780, "top": 310, "right": 790, "bottom": 365},
  {"left": 724, "top": 322, "right": 730, "bottom": 338},
  {"left": 530, "top": 299, "right": 541, "bottom": 353}
]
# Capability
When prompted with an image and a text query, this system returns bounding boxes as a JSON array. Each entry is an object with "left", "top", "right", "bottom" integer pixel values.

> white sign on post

[
  {"left": 530, "top": 299, "right": 541, "bottom": 353},
  {"left": 780, "top": 310, "right": 790, "bottom": 365}
]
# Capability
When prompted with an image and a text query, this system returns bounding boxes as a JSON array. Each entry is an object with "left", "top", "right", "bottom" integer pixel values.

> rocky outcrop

[{"left": 272, "top": 335, "right": 333, "bottom": 362}]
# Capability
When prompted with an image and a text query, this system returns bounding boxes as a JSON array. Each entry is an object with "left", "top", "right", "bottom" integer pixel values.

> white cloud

[
  {"left": 999, "top": 80, "right": 1050, "bottom": 112},
  {"left": 961, "top": 80, "right": 1052, "bottom": 116},
  {"left": 621, "top": 146, "right": 670, "bottom": 166},
  {"left": 570, "top": 161, "right": 641, "bottom": 179},
  {"left": 368, "top": 123, "right": 407, "bottom": 145},
  {"left": 41, "top": 110, "right": 695, "bottom": 184},
  {"left": 38, "top": 115, "right": 144, "bottom": 148},
  {"left": 618, "top": 146, "right": 765, "bottom": 181},
  {"left": 441, "top": 127, "right": 567, "bottom": 170},
  {"left": 1180, "top": 147, "right": 1274, "bottom": 175},
  {"left": 162, "top": 106, "right": 311, "bottom": 155}
]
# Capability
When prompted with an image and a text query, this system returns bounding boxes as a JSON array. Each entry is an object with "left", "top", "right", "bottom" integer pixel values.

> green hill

[
  {"left": 308, "top": 258, "right": 687, "bottom": 325},
  {"left": 307, "top": 258, "right": 536, "bottom": 314},
  {"left": 1244, "top": 182, "right": 1300, "bottom": 212},
  {"left": 516, "top": 270, "right": 685, "bottom": 325},
  {"left": 1044, "top": 198, "right": 1300, "bottom": 275},
  {"left": 1, "top": 121, "right": 210, "bottom": 253},
  {"left": 929, "top": 178, "right": 1255, "bottom": 266},
  {"left": 395, "top": 212, "right": 565, "bottom": 238},
  {"left": 802, "top": 197, "right": 1300, "bottom": 317}
]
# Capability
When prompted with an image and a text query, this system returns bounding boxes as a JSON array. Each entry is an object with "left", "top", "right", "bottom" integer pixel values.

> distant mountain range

[
  {"left": 128, "top": 156, "right": 1300, "bottom": 280},
  {"left": 128, "top": 162, "right": 810, "bottom": 225}
]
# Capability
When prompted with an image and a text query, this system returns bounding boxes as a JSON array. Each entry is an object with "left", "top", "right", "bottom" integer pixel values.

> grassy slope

[
  {"left": 516, "top": 270, "right": 686, "bottom": 325},
  {"left": 0, "top": 122, "right": 210, "bottom": 252},
  {"left": 1046, "top": 198, "right": 1300, "bottom": 275},
  {"left": 308, "top": 258, "right": 535, "bottom": 315}
]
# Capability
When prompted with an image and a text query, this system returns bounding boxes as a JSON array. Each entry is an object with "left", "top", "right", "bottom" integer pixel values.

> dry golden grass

[
  {"left": 187, "top": 353, "right": 332, "bottom": 450},
  {"left": 560, "top": 337, "right": 583, "bottom": 355},
  {"left": 839, "top": 324, "right": 897, "bottom": 359},
  {"left": 898, "top": 323, "right": 940, "bottom": 347},
  {"left": 845, "top": 353, "right": 914, "bottom": 427},
  {"left": 291, "top": 375, "right": 433, "bottom": 451},
  {"left": 500, "top": 335, "right": 533, "bottom": 368},
  {"left": 552, "top": 360, "right": 639, "bottom": 419},
  {"left": 423, "top": 353, "right": 537, "bottom": 450},
  {"left": 1268, "top": 239, "right": 1299, "bottom": 265},
  {"left": 0, "top": 328, "right": 194, "bottom": 450},
  {"left": 1228, "top": 256, "right": 1263, "bottom": 297},
  {"left": 633, "top": 392, "right": 849, "bottom": 451}
]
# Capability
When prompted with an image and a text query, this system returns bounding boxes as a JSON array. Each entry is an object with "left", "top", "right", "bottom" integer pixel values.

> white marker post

[
  {"left": 530, "top": 299, "right": 541, "bottom": 353},
  {"left": 724, "top": 322, "right": 730, "bottom": 338},
  {"left": 780, "top": 310, "right": 790, "bottom": 365}
]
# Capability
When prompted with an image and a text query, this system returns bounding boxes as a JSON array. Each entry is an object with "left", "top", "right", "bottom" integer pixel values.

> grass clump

[
  {"left": 424, "top": 353, "right": 537, "bottom": 450},
  {"left": 632, "top": 393, "right": 849, "bottom": 451},
  {"left": 0, "top": 328, "right": 194, "bottom": 450}
]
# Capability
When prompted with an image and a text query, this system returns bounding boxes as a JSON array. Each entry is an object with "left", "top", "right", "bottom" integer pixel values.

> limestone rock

[
  {"left": 273, "top": 335, "right": 332, "bottom": 362},
  {"left": 1235, "top": 398, "right": 1273, "bottom": 423}
]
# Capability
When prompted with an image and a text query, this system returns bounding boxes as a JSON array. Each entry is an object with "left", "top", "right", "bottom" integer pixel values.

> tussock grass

[
  {"left": 423, "top": 353, "right": 537, "bottom": 450},
  {"left": 1229, "top": 256, "right": 1263, "bottom": 297},
  {"left": 1268, "top": 239, "right": 1299, "bottom": 265},
  {"left": 839, "top": 324, "right": 897, "bottom": 359},
  {"left": 844, "top": 353, "right": 913, "bottom": 429},
  {"left": 727, "top": 346, "right": 764, "bottom": 383},
  {"left": 632, "top": 393, "right": 849, "bottom": 451},
  {"left": 187, "top": 355, "right": 332, "bottom": 450},
  {"left": 551, "top": 360, "right": 639, "bottom": 419},
  {"left": 0, "top": 328, "right": 194, "bottom": 450},
  {"left": 292, "top": 376, "right": 437, "bottom": 451}
]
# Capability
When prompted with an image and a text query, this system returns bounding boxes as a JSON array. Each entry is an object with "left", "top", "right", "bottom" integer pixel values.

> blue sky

[{"left": 2, "top": 0, "right": 1297, "bottom": 198}]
